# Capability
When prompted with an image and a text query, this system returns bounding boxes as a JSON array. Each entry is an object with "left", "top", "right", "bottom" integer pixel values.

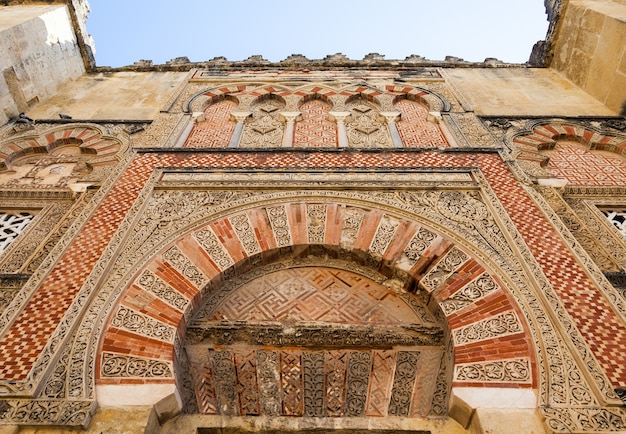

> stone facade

[{"left": 0, "top": 1, "right": 625, "bottom": 433}]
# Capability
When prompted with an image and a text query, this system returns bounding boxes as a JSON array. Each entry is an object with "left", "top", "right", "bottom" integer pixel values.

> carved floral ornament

[
  {"left": 4, "top": 167, "right": 626, "bottom": 430},
  {"left": 86, "top": 184, "right": 550, "bottom": 421},
  {"left": 0, "top": 125, "right": 125, "bottom": 190},
  {"left": 82, "top": 179, "right": 624, "bottom": 431},
  {"left": 506, "top": 119, "right": 626, "bottom": 185}
]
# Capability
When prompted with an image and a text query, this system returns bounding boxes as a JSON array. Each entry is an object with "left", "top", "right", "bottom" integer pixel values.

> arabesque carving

[
  {"left": 346, "top": 99, "right": 392, "bottom": 147},
  {"left": 239, "top": 97, "right": 285, "bottom": 148},
  {"left": 5, "top": 150, "right": 626, "bottom": 432}
]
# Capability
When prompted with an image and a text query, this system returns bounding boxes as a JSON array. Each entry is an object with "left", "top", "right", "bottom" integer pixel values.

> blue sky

[{"left": 87, "top": 1, "right": 549, "bottom": 67}]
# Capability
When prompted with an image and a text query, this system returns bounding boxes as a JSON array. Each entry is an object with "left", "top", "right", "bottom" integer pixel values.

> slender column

[
  {"left": 228, "top": 111, "right": 251, "bottom": 148},
  {"left": 172, "top": 113, "right": 195, "bottom": 148},
  {"left": 329, "top": 111, "right": 350, "bottom": 148},
  {"left": 279, "top": 112, "right": 301, "bottom": 148},
  {"left": 428, "top": 110, "right": 462, "bottom": 148},
  {"left": 379, "top": 111, "right": 403, "bottom": 148}
]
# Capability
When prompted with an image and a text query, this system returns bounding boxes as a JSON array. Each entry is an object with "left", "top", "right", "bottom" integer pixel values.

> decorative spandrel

[
  {"left": 239, "top": 97, "right": 286, "bottom": 148},
  {"left": 345, "top": 99, "right": 393, "bottom": 148}
]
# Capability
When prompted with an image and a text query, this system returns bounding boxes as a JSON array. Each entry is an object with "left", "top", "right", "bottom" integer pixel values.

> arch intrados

[
  {"left": 202, "top": 94, "right": 239, "bottom": 112},
  {"left": 297, "top": 93, "right": 333, "bottom": 110},
  {"left": 392, "top": 93, "right": 431, "bottom": 111},
  {"left": 251, "top": 92, "right": 287, "bottom": 107},
  {"left": 183, "top": 243, "right": 444, "bottom": 321},
  {"left": 345, "top": 93, "right": 378, "bottom": 105}
]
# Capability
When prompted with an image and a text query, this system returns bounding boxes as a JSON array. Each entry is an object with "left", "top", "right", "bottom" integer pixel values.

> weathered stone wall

[
  {"left": 442, "top": 67, "right": 614, "bottom": 116},
  {"left": 549, "top": 0, "right": 626, "bottom": 114},
  {"left": 0, "top": 5, "right": 85, "bottom": 125},
  {"left": 23, "top": 66, "right": 614, "bottom": 122},
  {"left": 27, "top": 71, "right": 187, "bottom": 120}
]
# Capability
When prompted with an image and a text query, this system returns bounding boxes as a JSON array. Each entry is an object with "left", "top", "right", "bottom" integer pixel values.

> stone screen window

[
  {"left": 600, "top": 209, "right": 626, "bottom": 238},
  {"left": 0, "top": 211, "right": 35, "bottom": 253}
]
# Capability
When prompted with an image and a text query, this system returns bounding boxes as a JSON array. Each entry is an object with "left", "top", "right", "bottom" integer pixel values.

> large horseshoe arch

[{"left": 97, "top": 193, "right": 537, "bottom": 429}]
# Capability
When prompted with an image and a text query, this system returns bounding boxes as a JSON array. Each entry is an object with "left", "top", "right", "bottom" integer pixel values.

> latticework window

[
  {"left": 0, "top": 212, "right": 35, "bottom": 253},
  {"left": 601, "top": 209, "right": 626, "bottom": 238}
]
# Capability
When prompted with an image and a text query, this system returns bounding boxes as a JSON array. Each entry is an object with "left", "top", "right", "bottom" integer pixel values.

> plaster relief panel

[
  {"left": 345, "top": 98, "right": 392, "bottom": 148},
  {"left": 240, "top": 96, "right": 286, "bottom": 148}
]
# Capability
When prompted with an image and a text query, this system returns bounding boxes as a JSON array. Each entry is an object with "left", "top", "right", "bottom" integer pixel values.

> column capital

[
  {"left": 329, "top": 111, "right": 351, "bottom": 122},
  {"left": 279, "top": 111, "right": 302, "bottom": 123},
  {"left": 191, "top": 112, "right": 205, "bottom": 123},
  {"left": 428, "top": 111, "right": 443, "bottom": 124},
  {"left": 230, "top": 111, "right": 252, "bottom": 123},
  {"left": 378, "top": 111, "right": 401, "bottom": 124}
]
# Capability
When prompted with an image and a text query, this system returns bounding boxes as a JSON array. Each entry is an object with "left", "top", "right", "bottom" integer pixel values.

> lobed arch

[
  {"left": 184, "top": 99, "right": 239, "bottom": 148},
  {"left": 96, "top": 195, "right": 538, "bottom": 421},
  {"left": 250, "top": 92, "right": 288, "bottom": 108},
  {"left": 296, "top": 92, "right": 335, "bottom": 110},
  {"left": 0, "top": 124, "right": 125, "bottom": 173},
  {"left": 509, "top": 120, "right": 626, "bottom": 167},
  {"left": 186, "top": 83, "right": 307, "bottom": 114},
  {"left": 185, "top": 82, "right": 452, "bottom": 117},
  {"left": 386, "top": 85, "right": 451, "bottom": 113},
  {"left": 294, "top": 96, "right": 337, "bottom": 147}
]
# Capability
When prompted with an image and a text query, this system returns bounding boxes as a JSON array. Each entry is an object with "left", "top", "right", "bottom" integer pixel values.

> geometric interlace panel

[
  {"left": 0, "top": 212, "right": 34, "bottom": 252},
  {"left": 544, "top": 141, "right": 626, "bottom": 186},
  {"left": 186, "top": 267, "right": 446, "bottom": 418}
]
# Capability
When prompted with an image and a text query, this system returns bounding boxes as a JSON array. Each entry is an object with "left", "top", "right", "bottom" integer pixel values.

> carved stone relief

[
  {"left": 101, "top": 352, "right": 173, "bottom": 378},
  {"left": 229, "top": 213, "right": 261, "bottom": 255},
  {"left": 419, "top": 246, "right": 469, "bottom": 293},
  {"left": 163, "top": 245, "right": 209, "bottom": 290},
  {"left": 184, "top": 265, "right": 447, "bottom": 419},
  {"left": 239, "top": 97, "right": 286, "bottom": 148},
  {"left": 345, "top": 99, "right": 393, "bottom": 148},
  {"left": 0, "top": 199, "right": 75, "bottom": 275},
  {"left": 193, "top": 227, "right": 235, "bottom": 271},
  {"left": 566, "top": 195, "right": 626, "bottom": 271},
  {"left": 452, "top": 311, "right": 523, "bottom": 345},
  {"left": 454, "top": 357, "right": 532, "bottom": 384},
  {"left": 111, "top": 305, "right": 175, "bottom": 342},
  {"left": 602, "top": 209, "right": 626, "bottom": 237},
  {"left": 266, "top": 205, "right": 292, "bottom": 247},
  {"left": 538, "top": 187, "right": 623, "bottom": 272},
  {"left": 306, "top": 204, "right": 326, "bottom": 244},
  {"left": 74, "top": 177, "right": 616, "bottom": 434},
  {"left": 439, "top": 273, "right": 499, "bottom": 316},
  {"left": 103, "top": 180, "right": 580, "bottom": 418},
  {"left": 0, "top": 124, "right": 125, "bottom": 184},
  {"left": 7, "top": 153, "right": 626, "bottom": 432},
  {"left": 443, "top": 113, "right": 498, "bottom": 148}
]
